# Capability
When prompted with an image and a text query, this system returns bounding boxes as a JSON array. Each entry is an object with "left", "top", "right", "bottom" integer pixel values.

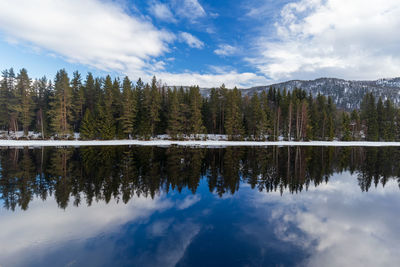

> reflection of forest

[{"left": 0, "top": 146, "right": 399, "bottom": 211}]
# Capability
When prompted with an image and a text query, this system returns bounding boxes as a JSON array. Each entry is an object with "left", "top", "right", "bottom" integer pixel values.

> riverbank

[{"left": 1, "top": 139, "right": 400, "bottom": 147}]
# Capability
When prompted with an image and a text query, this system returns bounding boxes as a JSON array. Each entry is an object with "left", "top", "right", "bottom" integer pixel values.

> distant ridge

[{"left": 196, "top": 77, "right": 400, "bottom": 110}]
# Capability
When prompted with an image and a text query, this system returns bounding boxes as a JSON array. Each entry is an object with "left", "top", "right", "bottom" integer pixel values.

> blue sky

[{"left": 0, "top": 0, "right": 400, "bottom": 87}]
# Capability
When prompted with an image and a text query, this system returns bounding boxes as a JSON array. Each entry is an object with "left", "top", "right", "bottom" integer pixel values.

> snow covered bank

[{"left": 1, "top": 140, "right": 400, "bottom": 147}]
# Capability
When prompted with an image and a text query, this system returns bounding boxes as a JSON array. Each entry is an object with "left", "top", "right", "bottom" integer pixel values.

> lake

[{"left": 0, "top": 146, "right": 399, "bottom": 267}]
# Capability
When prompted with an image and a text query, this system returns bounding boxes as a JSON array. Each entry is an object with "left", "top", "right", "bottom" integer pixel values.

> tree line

[{"left": 1, "top": 67, "right": 399, "bottom": 141}]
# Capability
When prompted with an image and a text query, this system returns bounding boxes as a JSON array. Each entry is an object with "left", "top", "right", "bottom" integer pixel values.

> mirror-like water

[{"left": 0, "top": 146, "right": 399, "bottom": 267}]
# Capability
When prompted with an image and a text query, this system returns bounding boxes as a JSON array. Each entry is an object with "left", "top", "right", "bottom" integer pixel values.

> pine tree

[
  {"left": 80, "top": 109, "right": 96, "bottom": 140},
  {"left": 188, "top": 86, "right": 205, "bottom": 137},
  {"left": 350, "top": 109, "right": 360, "bottom": 140},
  {"left": 376, "top": 97, "right": 384, "bottom": 139},
  {"left": 341, "top": 112, "right": 351, "bottom": 141},
  {"left": 365, "top": 93, "right": 378, "bottom": 141},
  {"left": 84, "top": 73, "right": 96, "bottom": 111},
  {"left": 225, "top": 87, "right": 244, "bottom": 140},
  {"left": 0, "top": 69, "right": 11, "bottom": 131},
  {"left": 32, "top": 76, "right": 50, "bottom": 138},
  {"left": 15, "top": 69, "right": 34, "bottom": 136},
  {"left": 167, "top": 88, "right": 183, "bottom": 139},
  {"left": 383, "top": 99, "right": 395, "bottom": 141},
  {"left": 248, "top": 93, "right": 267, "bottom": 140},
  {"left": 96, "top": 103, "right": 115, "bottom": 140},
  {"left": 49, "top": 69, "right": 73, "bottom": 137},
  {"left": 71, "top": 71, "right": 85, "bottom": 132},
  {"left": 120, "top": 76, "right": 136, "bottom": 138}
]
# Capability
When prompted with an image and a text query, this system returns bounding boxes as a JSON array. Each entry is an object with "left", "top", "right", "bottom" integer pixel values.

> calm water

[{"left": 0, "top": 146, "right": 399, "bottom": 267}]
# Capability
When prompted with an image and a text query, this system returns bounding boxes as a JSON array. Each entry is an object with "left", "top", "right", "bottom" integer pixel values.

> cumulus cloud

[
  {"left": 214, "top": 44, "right": 238, "bottom": 56},
  {"left": 179, "top": 32, "right": 204, "bottom": 49},
  {"left": 0, "top": 0, "right": 174, "bottom": 76},
  {"left": 249, "top": 0, "right": 400, "bottom": 81}
]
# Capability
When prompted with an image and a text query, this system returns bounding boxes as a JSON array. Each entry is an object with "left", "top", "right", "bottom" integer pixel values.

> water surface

[{"left": 0, "top": 146, "right": 399, "bottom": 266}]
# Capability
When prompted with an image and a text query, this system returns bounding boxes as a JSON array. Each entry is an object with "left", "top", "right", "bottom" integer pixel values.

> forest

[{"left": 0, "top": 67, "right": 398, "bottom": 141}]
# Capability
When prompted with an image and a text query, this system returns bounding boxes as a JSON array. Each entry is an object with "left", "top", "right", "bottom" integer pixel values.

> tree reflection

[{"left": 0, "top": 146, "right": 399, "bottom": 210}]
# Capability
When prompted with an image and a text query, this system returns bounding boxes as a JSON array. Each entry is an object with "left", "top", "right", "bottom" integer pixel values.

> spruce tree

[
  {"left": 248, "top": 93, "right": 267, "bottom": 140},
  {"left": 188, "top": 86, "right": 205, "bottom": 137},
  {"left": 0, "top": 69, "right": 11, "bottom": 131},
  {"left": 84, "top": 73, "right": 96, "bottom": 111},
  {"left": 149, "top": 76, "right": 161, "bottom": 136},
  {"left": 341, "top": 112, "right": 351, "bottom": 141},
  {"left": 366, "top": 93, "right": 378, "bottom": 141},
  {"left": 167, "top": 88, "right": 183, "bottom": 139},
  {"left": 71, "top": 71, "right": 85, "bottom": 132},
  {"left": 120, "top": 76, "right": 136, "bottom": 138},
  {"left": 376, "top": 97, "right": 384, "bottom": 139},
  {"left": 15, "top": 69, "right": 34, "bottom": 136},
  {"left": 225, "top": 87, "right": 244, "bottom": 140},
  {"left": 80, "top": 109, "right": 95, "bottom": 140}
]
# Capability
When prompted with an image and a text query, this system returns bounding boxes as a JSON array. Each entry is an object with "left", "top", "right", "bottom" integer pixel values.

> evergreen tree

[
  {"left": 188, "top": 86, "right": 205, "bottom": 137},
  {"left": 96, "top": 102, "right": 115, "bottom": 140},
  {"left": 225, "top": 87, "right": 244, "bottom": 140},
  {"left": 0, "top": 69, "right": 12, "bottom": 131},
  {"left": 84, "top": 73, "right": 96, "bottom": 111},
  {"left": 49, "top": 69, "right": 73, "bottom": 136},
  {"left": 248, "top": 93, "right": 267, "bottom": 140},
  {"left": 71, "top": 71, "right": 85, "bottom": 132},
  {"left": 341, "top": 112, "right": 351, "bottom": 141},
  {"left": 120, "top": 76, "right": 137, "bottom": 138},
  {"left": 383, "top": 99, "right": 396, "bottom": 141},
  {"left": 377, "top": 97, "right": 384, "bottom": 140},
  {"left": 148, "top": 76, "right": 161, "bottom": 136},
  {"left": 350, "top": 110, "right": 360, "bottom": 140},
  {"left": 32, "top": 76, "right": 50, "bottom": 138},
  {"left": 167, "top": 88, "right": 183, "bottom": 139},
  {"left": 15, "top": 69, "right": 34, "bottom": 136},
  {"left": 80, "top": 109, "right": 96, "bottom": 140}
]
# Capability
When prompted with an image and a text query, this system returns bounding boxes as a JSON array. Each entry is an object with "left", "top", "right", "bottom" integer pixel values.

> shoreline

[{"left": 1, "top": 139, "right": 400, "bottom": 147}]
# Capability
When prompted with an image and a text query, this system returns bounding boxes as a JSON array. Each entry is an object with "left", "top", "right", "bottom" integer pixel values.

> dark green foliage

[
  {"left": 1, "top": 67, "right": 400, "bottom": 141},
  {"left": 49, "top": 69, "right": 73, "bottom": 136},
  {"left": 119, "top": 76, "right": 136, "bottom": 138},
  {"left": 80, "top": 109, "right": 96, "bottom": 140},
  {"left": 167, "top": 88, "right": 183, "bottom": 139}
]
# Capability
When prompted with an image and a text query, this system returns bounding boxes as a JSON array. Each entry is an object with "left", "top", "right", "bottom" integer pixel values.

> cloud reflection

[{"left": 253, "top": 172, "right": 400, "bottom": 267}]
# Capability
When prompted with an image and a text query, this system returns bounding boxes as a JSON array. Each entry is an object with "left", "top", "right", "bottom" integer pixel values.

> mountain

[{"left": 199, "top": 77, "right": 400, "bottom": 110}]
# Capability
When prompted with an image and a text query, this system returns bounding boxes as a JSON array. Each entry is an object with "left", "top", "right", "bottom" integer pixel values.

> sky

[{"left": 0, "top": 0, "right": 400, "bottom": 88}]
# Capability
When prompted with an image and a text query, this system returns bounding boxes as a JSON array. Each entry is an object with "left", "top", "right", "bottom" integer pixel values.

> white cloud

[
  {"left": 0, "top": 0, "right": 174, "bottom": 76},
  {"left": 155, "top": 70, "right": 268, "bottom": 88},
  {"left": 173, "top": 0, "right": 206, "bottom": 21},
  {"left": 214, "top": 44, "right": 238, "bottom": 56},
  {"left": 179, "top": 32, "right": 204, "bottom": 49},
  {"left": 150, "top": 2, "right": 177, "bottom": 23},
  {"left": 249, "top": 0, "right": 400, "bottom": 81}
]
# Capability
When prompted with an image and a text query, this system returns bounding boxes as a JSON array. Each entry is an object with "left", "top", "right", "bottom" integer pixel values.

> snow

[{"left": 1, "top": 140, "right": 400, "bottom": 147}]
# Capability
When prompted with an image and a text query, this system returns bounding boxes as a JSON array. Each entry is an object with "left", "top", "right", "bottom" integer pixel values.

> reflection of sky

[
  {"left": 0, "top": 173, "right": 399, "bottom": 266},
  {"left": 250, "top": 172, "right": 400, "bottom": 267}
]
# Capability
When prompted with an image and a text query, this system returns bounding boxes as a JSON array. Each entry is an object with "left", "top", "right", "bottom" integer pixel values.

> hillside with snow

[{"left": 199, "top": 77, "right": 400, "bottom": 110}]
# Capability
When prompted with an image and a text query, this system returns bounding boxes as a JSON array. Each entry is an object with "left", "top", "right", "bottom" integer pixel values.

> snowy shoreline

[{"left": 1, "top": 139, "right": 400, "bottom": 147}]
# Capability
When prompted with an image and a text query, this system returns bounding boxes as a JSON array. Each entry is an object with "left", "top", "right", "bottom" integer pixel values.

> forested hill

[
  {"left": 200, "top": 77, "right": 400, "bottom": 110},
  {"left": 0, "top": 67, "right": 399, "bottom": 141}
]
